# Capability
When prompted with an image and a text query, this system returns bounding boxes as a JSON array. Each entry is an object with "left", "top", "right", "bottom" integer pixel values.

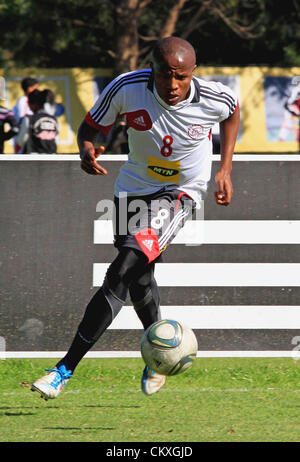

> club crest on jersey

[
  {"left": 147, "top": 156, "right": 180, "bottom": 184},
  {"left": 188, "top": 124, "right": 205, "bottom": 140}
]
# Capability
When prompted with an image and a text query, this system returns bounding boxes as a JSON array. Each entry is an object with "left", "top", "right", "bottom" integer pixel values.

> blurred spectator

[
  {"left": 0, "top": 103, "right": 19, "bottom": 153},
  {"left": 13, "top": 77, "right": 39, "bottom": 123},
  {"left": 12, "top": 77, "right": 38, "bottom": 152},
  {"left": 16, "top": 89, "right": 59, "bottom": 154},
  {"left": 43, "top": 88, "right": 65, "bottom": 127},
  {"left": 43, "top": 89, "right": 57, "bottom": 116}
]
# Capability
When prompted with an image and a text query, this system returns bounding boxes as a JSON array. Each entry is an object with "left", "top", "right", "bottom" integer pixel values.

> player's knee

[{"left": 129, "top": 274, "right": 152, "bottom": 302}]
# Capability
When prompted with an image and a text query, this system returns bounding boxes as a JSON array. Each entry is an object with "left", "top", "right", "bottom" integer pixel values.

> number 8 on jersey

[{"left": 160, "top": 135, "right": 173, "bottom": 157}]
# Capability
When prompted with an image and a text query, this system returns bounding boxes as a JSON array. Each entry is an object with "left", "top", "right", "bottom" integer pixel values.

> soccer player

[{"left": 31, "top": 37, "right": 240, "bottom": 400}]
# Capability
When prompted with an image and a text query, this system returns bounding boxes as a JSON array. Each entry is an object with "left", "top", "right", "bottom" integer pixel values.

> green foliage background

[{"left": 0, "top": 0, "right": 299, "bottom": 71}]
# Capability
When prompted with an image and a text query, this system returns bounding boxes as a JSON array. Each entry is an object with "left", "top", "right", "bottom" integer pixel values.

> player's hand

[
  {"left": 80, "top": 145, "right": 108, "bottom": 175},
  {"left": 214, "top": 169, "right": 233, "bottom": 206}
]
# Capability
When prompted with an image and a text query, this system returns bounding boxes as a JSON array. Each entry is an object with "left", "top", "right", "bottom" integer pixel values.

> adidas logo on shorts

[
  {"left": 142, "top": 239, "right": 154, "bottom": 251},
  {"left": 134, "top": 228, "right": 160, "bottom": 263}
]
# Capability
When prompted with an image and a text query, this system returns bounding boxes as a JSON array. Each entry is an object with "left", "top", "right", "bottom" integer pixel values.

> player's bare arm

[
  {"left": 77, "top": 120, "right": 107, "bottom": 175},
  {"left": 214, "top": 105, "right": 240, "bottom": 206}
]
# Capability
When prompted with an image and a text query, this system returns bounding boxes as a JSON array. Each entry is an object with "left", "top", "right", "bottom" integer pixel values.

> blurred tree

[
  {"left": 112, "top": 0, "right": 267, "bottom": 72},
  {"left": 0, "top": 0, "right": 299, "bottom": 71},
  {"left": 0, "top": 0, "right": 115, "bottom": 69}
]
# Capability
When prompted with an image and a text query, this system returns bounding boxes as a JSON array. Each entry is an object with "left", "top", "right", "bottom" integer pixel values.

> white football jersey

[{"left": 85, "top": 69, "right": 238, "bottom": 206}]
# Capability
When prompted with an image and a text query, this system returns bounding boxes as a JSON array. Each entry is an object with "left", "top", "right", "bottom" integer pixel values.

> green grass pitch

[{"left": 0, "top": 357, "right": 299, "bottom": 442}]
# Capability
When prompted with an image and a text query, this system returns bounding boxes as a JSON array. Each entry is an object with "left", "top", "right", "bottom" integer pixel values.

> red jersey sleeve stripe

[
  {"left": 85, "top": 112, "right": 113, "bottom": 135},
  {"left": 231, "top": 100, "right": 239, "bottom": 115}
]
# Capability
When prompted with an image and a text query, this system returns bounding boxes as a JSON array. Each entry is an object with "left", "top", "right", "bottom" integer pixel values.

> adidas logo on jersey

[
  {"left": 142, "top": 239, "right": 154, "bottom": 251},
  {"left": 133, "top": 115, "right": 146, "bottom": 127},
  {"left": 126, "top": 109, "right": 152, "bottom": 131}
]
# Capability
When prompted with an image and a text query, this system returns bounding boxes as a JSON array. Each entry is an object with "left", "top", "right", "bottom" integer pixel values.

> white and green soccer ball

[{"left": 140, "top": 319, "right": 198, "bottom": 376}]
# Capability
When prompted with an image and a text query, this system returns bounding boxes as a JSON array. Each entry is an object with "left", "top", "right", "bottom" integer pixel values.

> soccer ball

[{"left": 140, "top": 319, "right": 198, "bottom": 376}]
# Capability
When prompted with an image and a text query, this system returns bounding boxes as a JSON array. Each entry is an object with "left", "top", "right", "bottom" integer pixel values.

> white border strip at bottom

[
  {"left": 1, "top": 154, "right": 300, "bottom": 161},
  {"left": 0, "top": 154, "right": 124, "bottom": 161},
  {"left": 2, "top": 351, "right": 299, "bottom": 359}
]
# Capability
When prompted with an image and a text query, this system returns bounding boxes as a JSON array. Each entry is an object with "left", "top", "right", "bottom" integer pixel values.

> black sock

[
  {"left": 57, "top": 248, "right": 146, "bottom": 373},
  {"left": 56, "top": 331, "right": 94, "bottom": 373}
]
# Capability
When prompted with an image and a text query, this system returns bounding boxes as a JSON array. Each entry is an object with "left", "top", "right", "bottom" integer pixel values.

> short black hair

[
  {"left": 28, "top": 89, "right": 44, "bottom": 107},
  {"left": 21, "top": 77, "right": 38, "bottom": 92},
  {"left": 42, "top": 89, "right": 55, "bottom": 105},
  {"left": 28, "top": 89, "right": 54, "bottom": 108}
]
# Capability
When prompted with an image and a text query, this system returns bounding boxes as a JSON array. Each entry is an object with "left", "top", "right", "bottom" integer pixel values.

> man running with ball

[{"left": 32, "top": 36, "right": 240, "bottom": 399}]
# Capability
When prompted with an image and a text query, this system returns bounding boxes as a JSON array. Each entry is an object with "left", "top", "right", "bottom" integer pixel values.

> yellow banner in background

[
  {"left": 1, "top": 67, "right": 299, "bottom": 153},
  {"left": 195, "top": 66, "right": 300, "bottom": 153}
]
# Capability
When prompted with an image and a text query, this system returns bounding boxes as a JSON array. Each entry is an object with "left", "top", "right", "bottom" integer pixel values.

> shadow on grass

[
  {"left": 0, "top": 403, "right": 141, "bottom": 409},
  {"left": 83, "top": 404, "right": 141, "bottom": 409},
  {"left": 43, "top": 427, "right": 115, "bottom": 431},
  {"left": 0, "top": 406, "right": 60, "bottom": 410}
]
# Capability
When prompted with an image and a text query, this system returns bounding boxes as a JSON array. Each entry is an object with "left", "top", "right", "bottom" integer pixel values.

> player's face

[{"left": 151, "top": 54, "right": 196, "bottom": 106}]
